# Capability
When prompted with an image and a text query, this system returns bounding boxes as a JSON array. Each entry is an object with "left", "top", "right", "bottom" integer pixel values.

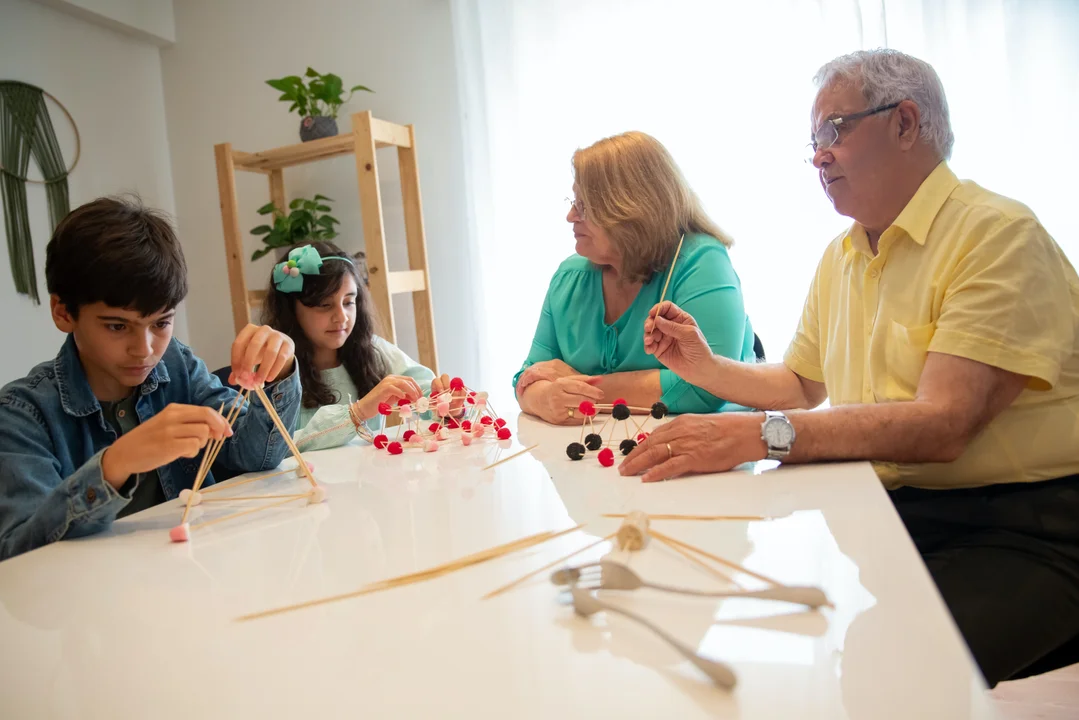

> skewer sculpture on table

[
  {"left": 354, "top": 378, "right": 514, "bottom": 455},
  {"left": 565, "top": 399, "right": 669, "bottom": 466},
  {"left": 169, "top": 374, "right": 326, "bottom": 543}
]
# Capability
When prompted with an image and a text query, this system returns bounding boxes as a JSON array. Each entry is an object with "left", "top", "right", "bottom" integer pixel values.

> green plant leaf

[
  {"left": 251, "top": 247, "right": 272, "bottom": 261},
  {"left": 315, "top": 204, "right": 332, "bottom": 212},
  {"left": 349, "top": 85, "right": 373, "bottom": 93},
  {"left": 250, "top": 224, "right": 273, "bottom": 235},
  {"left": 288, "top": 198, "right": 305, "bottom": 210},
  {"left": 317, "top": 215, "right": 336, "bottom": 229},
  {"left": 305, "top": 67, "right": 320, "bottom": 78},
  {"left": 256, "top": 202, "right": 277, "bottom": 214},
  {"left": 313, "top": 193, "right": 334, "bottom": 202},
  {"left": 290, "top": 209, "right": 313, "bottom": 225}
]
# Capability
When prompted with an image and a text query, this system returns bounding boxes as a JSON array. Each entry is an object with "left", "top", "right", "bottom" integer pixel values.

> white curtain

[{"left": 451, "top": 0, "right": 1079, "bottom": 396}]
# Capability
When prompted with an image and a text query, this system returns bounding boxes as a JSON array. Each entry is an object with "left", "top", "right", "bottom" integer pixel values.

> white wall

[
  {"left": 161, "top": 0, "right": 479, "bottom": 381},
  {"left": 0, "top": 0, "right": 183, "bottom": 385},
  {"left": 30, "top": 0, "right": 175, "bottom": 45}
]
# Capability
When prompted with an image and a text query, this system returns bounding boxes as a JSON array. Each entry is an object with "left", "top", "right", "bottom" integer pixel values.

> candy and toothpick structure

[
  {"left": 356, "top": 378, "right": 518, "bottom": 455},
  {"left": 566, "top": 399, "right": 669, "bottom": 466},
  {"left": 169, "top": 378, "right": 325, "bottom": 543}
]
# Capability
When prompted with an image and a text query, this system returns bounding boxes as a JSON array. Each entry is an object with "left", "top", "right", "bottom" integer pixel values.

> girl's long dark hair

[{"left": 262, "top": 241, "right": 386, "bottom": 409}]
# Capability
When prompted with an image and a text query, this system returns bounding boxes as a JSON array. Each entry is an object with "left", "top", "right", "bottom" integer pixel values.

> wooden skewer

[
  {"left": 190, "top": 492, "right": 314, "bottom": 532},
  {"left": 602, "top": 513, "right": 768, "bottom": 521},
  {"left": 482, "top": 531, "right": 617, "bottom": 600},
  {"left": 199, "top": 465, "right": 305, "bottom": 495},
  {"left": 200, "top": 493, "right": 312, "bottom": 503},
  {"left": 595, "top": 404, "right": 655, "bottom": 413},
  {"left": 198, "top": 391, "right": 249, "bottom": 485},
  {"left": 654, "top": 533, "right": 742, "bottom": 589},
  {"left": 253, "top": 385, "right": 317, "bottom": 489},
  {"left": 658, "top": 232, "right": 685, "bottom": 305},
  {"left": 650, "top": 529, "right": 783, "bottom": 588},
  {"left": 481, "top": 443, "right": 539, "bottom": 471},
  {"left": 236, "top": 524, "right": 586, "bottom": 622},
  {"left": 183, "top": 402, "right": 226, "bottom": 524}
]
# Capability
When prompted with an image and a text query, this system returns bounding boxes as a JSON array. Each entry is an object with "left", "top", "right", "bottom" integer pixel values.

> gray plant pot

[{"left": 299, "top": 116, "right": 338, "bottom": 142}]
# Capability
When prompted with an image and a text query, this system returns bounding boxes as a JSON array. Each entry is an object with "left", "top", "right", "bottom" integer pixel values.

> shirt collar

[
  {"left": 53, "top": 334, "right": 171, "bottom": 418},
  {"left": 844, "top": 161, "right": 960, "bottom": 255}
]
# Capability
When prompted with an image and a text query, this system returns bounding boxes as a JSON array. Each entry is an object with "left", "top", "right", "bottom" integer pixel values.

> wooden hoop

[{"left": 0, "top": 88, "right": 81, "bottom": 184}]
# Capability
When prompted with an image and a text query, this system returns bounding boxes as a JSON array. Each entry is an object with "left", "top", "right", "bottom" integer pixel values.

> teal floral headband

[{"left": 273, "top": 244, "right": 354, "bottom": 293}]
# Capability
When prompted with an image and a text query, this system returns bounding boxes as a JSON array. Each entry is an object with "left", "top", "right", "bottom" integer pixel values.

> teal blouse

[{"left": 513, "top": 233, "right": 755, "bottom": 414}]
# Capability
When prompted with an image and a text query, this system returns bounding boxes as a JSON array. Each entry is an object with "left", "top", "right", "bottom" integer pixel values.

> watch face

[{"left": 764, "top": 418, "right": 795, "bottom": 448}]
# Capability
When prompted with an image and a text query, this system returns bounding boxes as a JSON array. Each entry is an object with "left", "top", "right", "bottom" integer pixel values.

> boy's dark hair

[
  {"left": 44, "top": 196, "right": 188, "bottom": 318},
  {"left": 262, "top": 241, "right": 386, "bottom": 409}
]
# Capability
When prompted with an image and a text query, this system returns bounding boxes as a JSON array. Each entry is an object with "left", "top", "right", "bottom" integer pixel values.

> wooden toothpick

[
  {"left": 481, "top": 443, "right": 540, "bottom": 471},
  {"left": 650, "top": 529, "right": 783, "bottom": 588},
  {"left": 190, "top": 492, "right": 314, "bottom": 532},
  {"left": 252, "top": 384, "right": 317, "bottom": 489},
  {"left": 482, "top": 531, "right": 617, "bottom": 600},
  {"left": 658, "top": 232, "right": 686, "bottom": 305}
]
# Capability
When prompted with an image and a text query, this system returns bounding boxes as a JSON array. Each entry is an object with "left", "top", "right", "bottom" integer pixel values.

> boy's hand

[
  {"left": 100, "top": 404, "right": 232, "bottom": 489},
  {"left": 229, "top": 324, "right": 295, "bottom": 387}
]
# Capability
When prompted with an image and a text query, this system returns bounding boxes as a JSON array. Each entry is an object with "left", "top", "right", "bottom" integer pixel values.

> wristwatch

[{"left": 761, "top": 411, "right": 795, "bottom": 460}]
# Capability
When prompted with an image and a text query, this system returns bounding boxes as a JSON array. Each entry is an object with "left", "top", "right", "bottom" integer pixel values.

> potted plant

[
  {"left": 266, "top": 68, "right": 373, "bottom": 142},
  {"left": 249, "top": 194, "right": 340, "bottom": 260}
]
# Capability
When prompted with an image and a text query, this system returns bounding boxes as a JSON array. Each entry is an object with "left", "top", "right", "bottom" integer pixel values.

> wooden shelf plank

[
  {"left": 248, "top": 289, "right": 267, "bottom": 307},
  {"left": 231, "top": 118, "right": 411, "bottom": 173},
  {"left": 387, "top": 269, "right": 427, "bottom": 294}
]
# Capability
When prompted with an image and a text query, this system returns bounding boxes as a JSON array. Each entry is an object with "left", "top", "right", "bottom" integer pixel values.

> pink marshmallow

[
  {"left": 436, "top": 401, "right": 451, "bottom": 416},
  {"left": 436, "top": 427, "right": 449, "bottom": 441},
  {"left": 169, "top": 523, "right": 190, "bottom": 543},
  {"left": 178, "top": 489, "right": 202, "bottom": 507},
  {"left": 461, "top": 433, "right": 473, "bottom": 446},
  {"left": 308, "top": 486, "right": 327, "bottom": 504},
  {"left": 424, "top": 439, "right": 439, "bottom": 453},
  {"left": 235, "top": 370, "right": 261, "bottom": 390}
]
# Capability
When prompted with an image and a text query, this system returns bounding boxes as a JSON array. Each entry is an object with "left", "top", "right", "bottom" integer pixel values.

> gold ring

[
  {"left": 666, "top": 443, "right": 673, "bottom": 459},
  {"left": 568, "top": 408, "right": 575, "bottom": 419}
]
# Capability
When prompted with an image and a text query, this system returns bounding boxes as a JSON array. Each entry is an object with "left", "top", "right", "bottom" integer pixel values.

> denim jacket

[{"left": 0, "top": 335, "right": 301, "bottom": 561}]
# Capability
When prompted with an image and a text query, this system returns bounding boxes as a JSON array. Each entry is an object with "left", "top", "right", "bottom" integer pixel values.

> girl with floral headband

[{"left": 263, "top": 241, "right": 458, "bottom": 450}]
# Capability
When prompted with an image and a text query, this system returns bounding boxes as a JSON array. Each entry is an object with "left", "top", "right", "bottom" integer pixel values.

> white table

[{"left": 0, "top": 410, "right": 997, "bottom": 719}]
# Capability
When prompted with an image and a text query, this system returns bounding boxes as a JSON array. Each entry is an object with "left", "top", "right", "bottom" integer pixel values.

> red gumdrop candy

[
  {"left": 428, "top": 422, "right": 441, "bottom": 433},
  {"left": 468, "top": 391, "right": 477, "bottom": 397},
  {"left": 578, "top": 400, "right": 596, "bottom": 417},
  {"left": 496, "top": 427, "right": 511, "bottom": 440},
  {"left": 402, "top": 430, "right": 416, "bottom": 441},
  {"left": 387, "top": 441, "right": 404, "bottom": 455},
  {"left": 598, "top": 448, "right": 615, "bottom": 467},
  {"left": 494, "top": 418, "right": 507, "bottom": 428},
  {"left": 397, "top": 398, "right": 410, "bottom": 407},
  {"left": 450, "top": 377, "right": 465, "bottom": 391},
  {"left": 461, "top": 420, "right": 472, "bottom": 431},
  {"left": 447, "top": 417, "right": 461, "bottom": 429},
  {"left": 467, "top": 396, "right": 475, "bottom": 405},
  {"left": 373, "top": 434, "right": 389, "bottom": 449},
  {"left": 377, "top": 402, "right": 392, "bottom": 416},
  {"left": 637, "top": 432, "right": 649, "bottom": 442},
  {"left": 612, "top": 398, "right": 627, "bottom": 406},
  {"left": 480, "top": 416, "right": 493, "bottom": 425}
]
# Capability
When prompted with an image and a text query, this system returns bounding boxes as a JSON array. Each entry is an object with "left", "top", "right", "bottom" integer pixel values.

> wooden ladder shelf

[{"left": 213, "top": 110, "right": 438, "bottom": 373}]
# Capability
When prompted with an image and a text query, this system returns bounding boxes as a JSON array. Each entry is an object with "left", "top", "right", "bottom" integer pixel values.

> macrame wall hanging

[{"left": 0, "top": 81, "right": 80, "bottom": 304}]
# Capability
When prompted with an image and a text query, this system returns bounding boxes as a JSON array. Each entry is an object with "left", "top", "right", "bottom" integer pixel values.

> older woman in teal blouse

[{"left": 514, "top": 131, "right": 756, "bottom": 425}]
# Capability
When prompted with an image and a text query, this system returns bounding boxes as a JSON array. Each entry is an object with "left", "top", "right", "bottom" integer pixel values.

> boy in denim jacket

[{"left": 0, "top": 197, "right": 301, "bottom": 561}]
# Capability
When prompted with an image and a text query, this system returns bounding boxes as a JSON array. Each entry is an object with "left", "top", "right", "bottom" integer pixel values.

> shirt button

[
  {"left": 87, "top": 488, "right": 97, "bottom": 503},
  {"left": 117, "top": 410, "right": 126, "bottom": 418},
  {"left": 869, "top": 269, "right": 880, "bottom": 278}
]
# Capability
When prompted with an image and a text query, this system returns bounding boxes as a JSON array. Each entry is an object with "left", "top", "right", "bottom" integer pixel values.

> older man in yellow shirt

[{"left": 622, "top": 49, "right": 1079, "bottom": 687}]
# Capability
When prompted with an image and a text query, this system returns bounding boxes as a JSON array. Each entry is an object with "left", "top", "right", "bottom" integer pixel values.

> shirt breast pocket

[{"left": 885, "top": 320, "right": 936, "bottom": 399}]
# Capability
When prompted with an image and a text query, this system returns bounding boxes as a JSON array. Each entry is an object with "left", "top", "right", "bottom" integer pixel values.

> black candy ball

[
  {"left": 619, "top": 439, "right": 637, "bottom": 455},
  {"left": 566, "top": 442, "right": 586, "bottom": 460},
  {"left": 584, "top": 433, "right": 603, "bottom": 451},
  {"left": 612, "top": 404, "right": 631, "bottom": 421},
  {"left": 651, "top": 401, "right": 668, "bottom": 419}
]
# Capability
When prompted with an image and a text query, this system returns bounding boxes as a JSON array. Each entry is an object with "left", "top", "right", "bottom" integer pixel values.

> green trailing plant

[
  {"left": 249, "top": 194, "right": 339, "bottom": 261},
  {"left": 266, "top": 68, "right": 372, "bottom": 120}
]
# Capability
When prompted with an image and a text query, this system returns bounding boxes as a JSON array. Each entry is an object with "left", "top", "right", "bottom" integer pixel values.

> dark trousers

[{"left": 890, "top": 475, "right": 1079, "bottom": 688}]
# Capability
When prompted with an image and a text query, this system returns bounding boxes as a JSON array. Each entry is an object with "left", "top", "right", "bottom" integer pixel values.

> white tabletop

[{"left": 0, "top": 410, "right": 997, "bottom": 719}]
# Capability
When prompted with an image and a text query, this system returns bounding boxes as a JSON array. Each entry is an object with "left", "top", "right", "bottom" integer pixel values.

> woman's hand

[
  {"left": 531, "top": 375, "right": 604, "bottom": 426},
  {"left": 515, "top": 359, "right": 579, "bottom": 399},
  {"left": 352, "top": 375, "right": 423, "bottom": 419},
  {"left": 643, "top": 301, "right": 714, "bottom": 385}
]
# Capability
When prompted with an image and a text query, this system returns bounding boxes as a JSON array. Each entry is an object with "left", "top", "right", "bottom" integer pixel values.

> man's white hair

[{"left": 814, "top": 49, "right": 954, "bottom": 160}]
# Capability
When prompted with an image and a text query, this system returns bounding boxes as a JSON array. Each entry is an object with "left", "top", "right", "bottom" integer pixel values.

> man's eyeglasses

[{"left": 804, "top": 102, "right": 900, "bottom": 163}]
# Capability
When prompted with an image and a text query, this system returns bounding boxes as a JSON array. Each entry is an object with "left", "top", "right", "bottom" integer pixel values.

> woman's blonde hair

[{"left": 573, "top": 131, "right": 732, "bottom": 283}]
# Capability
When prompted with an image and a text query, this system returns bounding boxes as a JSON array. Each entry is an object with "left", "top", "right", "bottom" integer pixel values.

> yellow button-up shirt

[{"left": 784, "top": 162, "right": 1079, "bottom": 489}]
